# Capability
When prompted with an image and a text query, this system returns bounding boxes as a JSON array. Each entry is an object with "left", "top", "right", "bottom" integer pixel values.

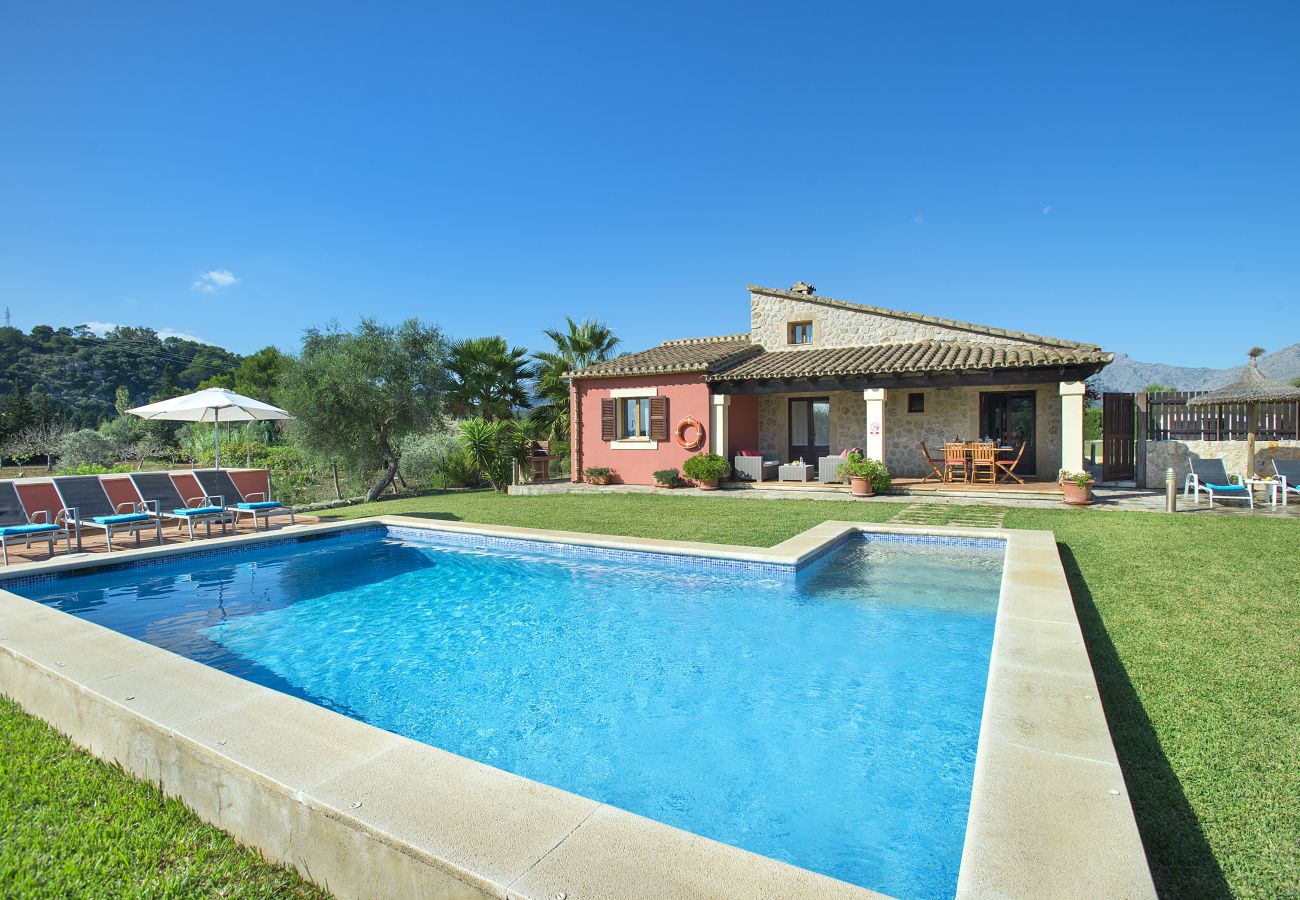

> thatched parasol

[{"left": 1188, "top": 351, "right": 1300, "bottom": 477}]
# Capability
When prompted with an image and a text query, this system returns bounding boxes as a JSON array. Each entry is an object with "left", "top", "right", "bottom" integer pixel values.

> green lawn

[
  {"left": 0, "top": 696, "right": 328, "bottom": 898},
  {"left": 321, "top": 491, "right": 1300, "bottom": 899}
]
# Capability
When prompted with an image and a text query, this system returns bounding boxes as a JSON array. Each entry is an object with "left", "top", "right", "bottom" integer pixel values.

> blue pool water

[{"left": 11, "top": 527, "right": 1003, "bottom": 898}]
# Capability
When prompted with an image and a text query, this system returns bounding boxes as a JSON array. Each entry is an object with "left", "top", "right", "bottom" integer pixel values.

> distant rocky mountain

[{"left": 1092, "top": 343, "right": 1300, "bottom": 393}]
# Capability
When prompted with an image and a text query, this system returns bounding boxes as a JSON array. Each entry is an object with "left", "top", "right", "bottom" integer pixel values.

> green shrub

[
  {"left": 56, "top": 429, "right": 116, "bottom": 468},
  {"left": 651, "top": 468, "right": 682, "bottom": 487},
  {"left": 836, "top": 452, "right": 891, "bottom": 491},
  {"left": 59, "top": 462, "right": 134, "bottom": 476},
  {"left": 682, "top": 453, "right": 731, "bottom": 482}
]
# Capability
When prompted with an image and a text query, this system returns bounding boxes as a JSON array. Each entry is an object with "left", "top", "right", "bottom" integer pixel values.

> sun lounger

[
  {"left": 52, "top": 475, "right": 163, "bottom": 552},
  {"left": 129, "top": 472, "right": 232, "bottom": 541},
  {"left": 191, "top": 469, "right": 297, "bottom": 531},
  {"left": 1183, "top": 458, "right": 1253, "bottom": 508},
  {"left": 1272, "top": 459, "right": 1300, "bottom": 507},
  {"left": 0, "top": 481, "right": 72, "bottom": 565}
]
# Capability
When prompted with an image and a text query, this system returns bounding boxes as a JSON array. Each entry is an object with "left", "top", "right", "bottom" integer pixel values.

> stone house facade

[{"left": 569, "top": 283, "right": 1111, "bottom": 486}]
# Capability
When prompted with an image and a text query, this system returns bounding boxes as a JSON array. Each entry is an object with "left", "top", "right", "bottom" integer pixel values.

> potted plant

[
  {"left": 1058, "top": 469, "right": 1095, "bottom": 505},
  {"left": 652, "top": 468, "right": 682, "bottom": 488},
  {"left": 584, "top": 466, "right": 612, "bottom": 486},
  {"left": 836, "top": 452, "right": 891, "bottom": 497},
  {"left": 682, "top": 452, "right": 731, "bottom": 490}
]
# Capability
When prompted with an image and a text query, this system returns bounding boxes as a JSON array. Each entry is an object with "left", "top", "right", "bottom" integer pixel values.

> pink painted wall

[
  {"left": 728, "top": 394, "right": 760, "bottom": 458},
  {"left": 575, "top": 373, "right": 713, "bottom": 485}
]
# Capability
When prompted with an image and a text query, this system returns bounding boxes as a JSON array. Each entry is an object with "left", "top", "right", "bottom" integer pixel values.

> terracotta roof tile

[{"left": 566, "top": 335, "right": 758, "bottom": 379}]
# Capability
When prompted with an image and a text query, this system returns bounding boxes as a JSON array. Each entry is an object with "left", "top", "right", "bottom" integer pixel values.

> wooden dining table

[{"left": 945, "top": 443, "right": 1020, "bottom": 483}]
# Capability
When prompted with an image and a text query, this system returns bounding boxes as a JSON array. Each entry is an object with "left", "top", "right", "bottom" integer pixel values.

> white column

[
  {"left": 1060, "top": 381, "right": 1086, "bottom": 473},
  {"left": 711, "top": 394, "right": 730, "bottom": 457},
  {"left": 864, "top": 388, "right": 886, "bottom": 463}
]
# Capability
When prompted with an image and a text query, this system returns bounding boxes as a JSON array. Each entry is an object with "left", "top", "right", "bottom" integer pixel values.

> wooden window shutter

[
  {"left": 649, "top": 397, "right": 669, "bottom": 442},
  {"left": 600, "top": 398, "right": 616, "bottom": 441}
]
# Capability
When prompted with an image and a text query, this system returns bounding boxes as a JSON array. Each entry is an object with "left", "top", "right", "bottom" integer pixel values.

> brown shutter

[
  {"left": 600, "top": 398, "right": 616, "bottom": 441},
  {"left": 649, "top": 397, "right": 669, "bottom": 442}
]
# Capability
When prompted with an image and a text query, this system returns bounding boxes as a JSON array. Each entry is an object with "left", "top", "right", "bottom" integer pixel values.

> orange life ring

[{"left": 675, "top": 416, "right": 706, "bottom": 450}]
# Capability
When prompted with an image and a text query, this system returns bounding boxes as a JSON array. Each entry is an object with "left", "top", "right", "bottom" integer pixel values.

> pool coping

[{"left": 0, "top": 516, "right": 1155, "bottom": 899}]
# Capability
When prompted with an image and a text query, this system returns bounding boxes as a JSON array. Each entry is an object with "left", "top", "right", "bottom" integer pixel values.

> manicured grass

[
  {"left": 0, "top": 695, "right": 329, "bottom": 899},
  {"left": 323, "top": 491, "right": 1299, "bottom": 899}
]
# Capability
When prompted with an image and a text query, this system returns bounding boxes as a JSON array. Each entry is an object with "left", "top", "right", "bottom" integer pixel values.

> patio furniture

[
  {"left": 0, "top": 481, "right": 71, "bottom": 566},
  {"left": 733, "top": 454, "right": 780, "bottom": 482},
  {"left": 943, "top": 443, "right": 969, "bottom": 483},
  {"left": 1272, "top": 459, "right": 1300, "bottom": 507},
  {"left": 128, "top": 472, "right": 232, "bottom": 541},
  {"left": 995, "top": 443, "right": 1027, "bottom": 484},
  {"left": 192, "top": 469, "right": 298, "bottom": 531},
  {"left": 970, "top": 442, "right": 998, "bottom": 484},
  {"left": 51, "top": 475, "right": 163, "bottom": 552},
  {"left": 778, "top": 463, "right": 814, "bottom": 482},
  {"left": 1183, "top": 458, "right": 1253, "bottom": 509},
  {"left": 919, "top": 441, "right": 945, "bottom": 482}
]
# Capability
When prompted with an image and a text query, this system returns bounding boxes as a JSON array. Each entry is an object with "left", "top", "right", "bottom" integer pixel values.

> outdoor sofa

[
  {"left": 192, "top": 469, "right": 297, "bottom": 531},
  {"left": 1183, "top": 458, "right": 1253, "bottom": 509},
  {"left": 817, "top": 447, "right": 863, "bottom": 484},
  {"left": 52, "top": 475, "right": 164, "bottom": 552},
  {"left": 733, "top": 454, "right": 780, "bottom": 482},
  {"left": 129, "top": 472, "right": 232, "bottom": 541},
  {"left": 0, "top": 481, "right": 72, "bottom": 565}
]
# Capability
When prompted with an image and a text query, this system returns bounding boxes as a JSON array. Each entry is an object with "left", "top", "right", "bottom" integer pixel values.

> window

[
  {"left": 620, "top": 397, "right": 651, "bottom": 439},
  {"left": 908, "top": 392, "right": 925, "bottom": 413},
  {"left": 788, "top": 321, "right": 813, "bottom": 344}
]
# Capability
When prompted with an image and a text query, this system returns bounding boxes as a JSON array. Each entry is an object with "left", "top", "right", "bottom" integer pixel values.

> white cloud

[
  {"left": 81, "top": 321, "right": 119, "bottom": 334},
  {"left": 912, "top": 213, "right": 925, "bottom": 225},
  {"left": 192, "top": 269, "right": 239, "bottom": 293},
  {"left": 1042, "top": 206, "right": 1053, "bottom": 215}
]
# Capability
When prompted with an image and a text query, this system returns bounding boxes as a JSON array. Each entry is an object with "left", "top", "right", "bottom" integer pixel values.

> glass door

[
  {"left": 788, "top": 398, "right": 830, "bottom": 464},
  {"left": 979, "top": 392, "right": 1037, "bottom": 475}
]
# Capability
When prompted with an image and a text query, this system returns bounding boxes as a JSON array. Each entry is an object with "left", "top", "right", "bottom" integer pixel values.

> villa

[{"left": 567, "top": 282, "right": 1114, "bottom": 485}]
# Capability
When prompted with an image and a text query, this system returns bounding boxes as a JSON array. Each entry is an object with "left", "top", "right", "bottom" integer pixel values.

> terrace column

[
  {"left": 1060, "top": 381, "right": 1086, "bottom": 473},
  {"left": 711, "top": 394, "right": 730, "bottom": 457},
  {"left": 864, "top": 388, "right": 886, "bottom": 463}
]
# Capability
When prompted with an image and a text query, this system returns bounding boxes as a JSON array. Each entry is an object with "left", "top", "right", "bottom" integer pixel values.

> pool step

[{"left": 888, "top": 503, "right": 1007, "bottom": 529}]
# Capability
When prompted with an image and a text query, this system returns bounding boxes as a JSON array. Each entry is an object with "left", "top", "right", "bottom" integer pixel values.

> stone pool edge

[{"left": 0, "top": 516, "right": 1154, "bottom": 899}]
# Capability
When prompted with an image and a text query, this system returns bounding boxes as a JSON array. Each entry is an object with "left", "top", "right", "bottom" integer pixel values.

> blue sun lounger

[
  {"left": 1183, "top": 458, "right": 1253, "bottom": 509},
  {"left": 52, "top": 475, "right": 164, "bottom": 552},
  {"left": 0, "top": 481, "right": 72, "bottom": 565},
  {"left": 1272, "top": 459, "right": 1300, "bottom": 507},
  {"left": 128, "top": 472, "right": 232, "bottom": 541},
  {"left": 192, "top": 469, "right": 297, "bottom": 532}
]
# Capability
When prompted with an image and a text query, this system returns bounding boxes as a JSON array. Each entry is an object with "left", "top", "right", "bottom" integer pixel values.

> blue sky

[{"left": 1, "top": 2, "right": 1296, "bottom": 367}]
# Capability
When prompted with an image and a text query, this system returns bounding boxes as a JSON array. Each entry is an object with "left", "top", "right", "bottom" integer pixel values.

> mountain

[{"left": 1092, "top": 343, "right": 1300, "bottom": 393}]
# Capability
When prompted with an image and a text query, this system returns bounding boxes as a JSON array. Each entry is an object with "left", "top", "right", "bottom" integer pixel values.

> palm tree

[
  {"left": 530, "top": 318, "right": 620, "bottom": 442},
  {"left": 447, "top": 336, "right": 536, "bottom": 421}
]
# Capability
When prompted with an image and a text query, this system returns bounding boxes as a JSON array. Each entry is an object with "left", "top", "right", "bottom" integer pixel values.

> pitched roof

[
  {"left": 1187, "top": 359, "right": 1300, "bottom": 405},
  {"left": 566, "top": 334, "right": 758, "bottom": 379},
  {"left": 705, "top": 339, "right": 1113, "bottom": 383},
  {"left": 748, "top": 285, "right": 1104, "bottom": 350}
]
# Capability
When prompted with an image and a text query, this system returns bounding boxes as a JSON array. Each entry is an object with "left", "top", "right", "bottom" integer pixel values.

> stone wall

[
  {"left": 749, "top": 292, "right": 1027, "bottom": 353},
  {"left": 753, "top": 383, "right": 1064, "bottom": 478},
  {"left": 1143, "top": 439, "right": 1300, "bottom": 489}
]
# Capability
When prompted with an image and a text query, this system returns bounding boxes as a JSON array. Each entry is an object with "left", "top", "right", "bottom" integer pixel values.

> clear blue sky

[{"left": 1, "top": 2, "right": 1296, "bottom": 367}]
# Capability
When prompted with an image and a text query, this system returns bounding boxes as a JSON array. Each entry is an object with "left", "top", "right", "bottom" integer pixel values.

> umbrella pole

[
  {"left": 214, "top": 408, "right": 220, "bottom": 470},
  {"left": 1247, "top": 401, "right": 1255, "bottom": 479}
]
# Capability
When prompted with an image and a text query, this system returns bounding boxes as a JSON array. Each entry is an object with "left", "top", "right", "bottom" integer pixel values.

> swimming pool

[{"left": 11, "top": 525, "right": 1004, "bottom": 898}]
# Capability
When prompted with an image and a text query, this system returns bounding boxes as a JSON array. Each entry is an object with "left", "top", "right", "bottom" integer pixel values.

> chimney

[{"left": 790, "top": 281, "right": 816, "bottom": 295}]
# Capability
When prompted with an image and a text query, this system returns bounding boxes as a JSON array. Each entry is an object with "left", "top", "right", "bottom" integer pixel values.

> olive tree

[{"left": 280, "top": 318, "right": 451, "bottom": 501}]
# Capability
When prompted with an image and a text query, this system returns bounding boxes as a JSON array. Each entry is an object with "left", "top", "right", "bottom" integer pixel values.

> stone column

[
  {"left": 711, "top": 394, "right": 730, "bottom": 457},
  {"left": 864, "top": 389, "right": 886, "bottom": 463},
  {"left": 1060, "top": 381, "right": 1086, "bottom": 473}
]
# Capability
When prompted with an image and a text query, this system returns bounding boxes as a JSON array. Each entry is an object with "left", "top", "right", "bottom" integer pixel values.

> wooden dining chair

[
  {"left": 943, "top": 442, "right": 969, "bottom": 483},
  {"left": 919, "top": 441, "right": 946, "bottom": 482},
  {"left": 970, "top": 442, "right": 998, "bottom": 484},
  {"left": 995, "top": 442, "right": 1027, "bottom": 484}
]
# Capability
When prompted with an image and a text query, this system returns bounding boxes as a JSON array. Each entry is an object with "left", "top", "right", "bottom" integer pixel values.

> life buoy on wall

[{"left": 675, "top": 416, "right": 706, "bottom": 450}]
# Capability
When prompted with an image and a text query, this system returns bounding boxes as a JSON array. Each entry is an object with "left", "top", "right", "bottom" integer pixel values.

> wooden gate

[{"left": 1102, "top": 392, "right": 1136, "bottom": 482}]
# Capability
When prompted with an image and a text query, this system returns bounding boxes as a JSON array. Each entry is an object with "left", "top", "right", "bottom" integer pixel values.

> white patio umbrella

[{"left": 128, "top": 388, "right": 294, "bottom": 469}]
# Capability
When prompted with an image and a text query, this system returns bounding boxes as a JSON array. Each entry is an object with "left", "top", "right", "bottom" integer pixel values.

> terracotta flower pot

[
  {"left": 1060, "top": 481, "right": 1093, "bottom": 505},
  {"left": 849, "top": 476, "right": 874, "bottom": 497},
  {"left": 696, "top": 478, "right": 719, "bottom": 491},
  {"left": 586, "top": 474, "right": 610, "bottom": 486}
]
